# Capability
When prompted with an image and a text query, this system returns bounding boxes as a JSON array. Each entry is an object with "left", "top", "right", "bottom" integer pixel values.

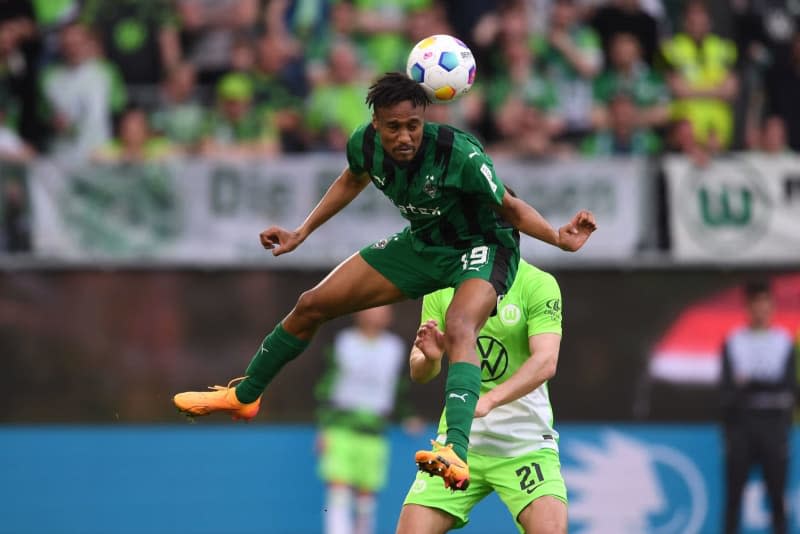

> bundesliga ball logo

[{"left": 406, "top": 34, "right": 476, "bottom": 103}]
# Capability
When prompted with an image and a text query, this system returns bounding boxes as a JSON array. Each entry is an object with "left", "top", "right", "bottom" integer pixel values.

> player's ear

[{"left": 371, "top": 112, "right": 378, "bottom": 129}]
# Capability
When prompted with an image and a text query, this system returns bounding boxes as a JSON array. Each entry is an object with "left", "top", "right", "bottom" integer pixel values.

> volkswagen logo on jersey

[{"left": 477, "top": 335, "right": 508, "bottom": 382}]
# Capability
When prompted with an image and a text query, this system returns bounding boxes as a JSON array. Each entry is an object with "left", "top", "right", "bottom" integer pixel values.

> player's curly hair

[{"left": 366, "top": 72, "right": 430, "bottom": 110}]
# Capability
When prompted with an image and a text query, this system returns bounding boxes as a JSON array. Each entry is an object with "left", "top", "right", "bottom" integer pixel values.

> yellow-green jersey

[{"left": 423, "top": 260, "right": 563, "bottom": 456}]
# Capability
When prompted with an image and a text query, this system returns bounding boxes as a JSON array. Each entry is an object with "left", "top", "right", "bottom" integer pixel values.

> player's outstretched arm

[
  {"left": 409, "top": 320, "right": 445, "bottom": 384},
  {"left": 475, "top": 332, "right": 561, "bottom": 417},
  {"left": 260, "top": 167, "right": 371, "bottom": 256},
  {"left": 495, "top": 191, "right": 597, "bottom": 252}
]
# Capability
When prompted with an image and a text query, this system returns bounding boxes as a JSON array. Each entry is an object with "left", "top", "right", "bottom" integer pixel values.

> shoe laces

[
  {"left": 208, "top": 376, "right": 248, "bottom": 391},
  {"left": 430, "top": 440, "right": 451, "bottom": 451}
]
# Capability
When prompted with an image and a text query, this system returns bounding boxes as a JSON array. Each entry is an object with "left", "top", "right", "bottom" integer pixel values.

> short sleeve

[
  {"left": 346, "top": 124, "right": 368, "bottom": 175},
  {"left": 459, "top": 149, "right": 505, "bottom": 205},
  {"left": 525, "top": 273, "right": 563, "bottom": 337},
  {"left": 421, "top": 289, "right": 449, "bottom": 326}
]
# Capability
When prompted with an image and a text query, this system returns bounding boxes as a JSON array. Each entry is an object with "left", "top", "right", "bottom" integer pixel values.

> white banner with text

[
  {"left": 29, "top": 155, "right": 649, "bottom": 266},
  {"left": 665, "top": 154, "right": 800, "bottom": 263}
]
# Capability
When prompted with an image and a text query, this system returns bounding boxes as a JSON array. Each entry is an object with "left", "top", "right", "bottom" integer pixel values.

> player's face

[
  {"left": 747, "top": 293, "right": 774, "bottom": 328},
  {"left": 372, "top": 101, "right": 425, "bottom": 162}
]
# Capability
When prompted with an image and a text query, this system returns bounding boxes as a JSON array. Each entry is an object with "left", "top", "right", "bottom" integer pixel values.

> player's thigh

[
  {"left": 401, "top": 449, "right": 493, "bottom": 532},
  {"left": 445, "top": 278, "right": 498, "bottom": 335},
  {"left": 486, "top": 448, "right": 568, "bottom": 534},
  {"left": 293, "top": 252, "right": 406, "bottom": 320},
  {"left": 517, "top": 496, "right": 567, "bottom": 534},
  {"left": 396, "top": 504, "right": 454, "bottom": 534}
]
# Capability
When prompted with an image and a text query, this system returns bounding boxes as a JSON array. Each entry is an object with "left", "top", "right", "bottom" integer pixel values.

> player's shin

[
  {"left": 235, "top": 323, "right": 310, "bottom": 403},
  {"left": 443, "top": 361, "right": 481, "bottom": 461}
]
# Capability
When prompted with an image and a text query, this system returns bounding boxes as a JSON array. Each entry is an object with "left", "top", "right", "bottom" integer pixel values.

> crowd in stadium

[{"left": 0, "top": 0, "right": 799, "bottom": 165}]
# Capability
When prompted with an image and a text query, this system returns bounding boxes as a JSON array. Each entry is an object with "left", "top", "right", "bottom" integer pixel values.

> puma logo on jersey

[
  {"left": 468, "top": 150, "right": 479, "bottom": 159},
  {"left": 373, "top": 175, "right": 386, "bottom": 186},
  {"left": 449, "top": 393, "right": 469, "bottom": 402}
]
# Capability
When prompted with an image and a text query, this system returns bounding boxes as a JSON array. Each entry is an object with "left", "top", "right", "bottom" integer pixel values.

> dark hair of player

[
  {"left": 744, "top": 279, "right": 771, "bottom": 300},
  {"left": 365, "top": 72, "right": 430, "bottom": 111}
]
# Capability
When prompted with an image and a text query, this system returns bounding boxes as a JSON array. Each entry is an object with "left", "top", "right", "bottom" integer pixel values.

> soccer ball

[{"left": 406, "top": 34, "right": 476, "bottom": 103}]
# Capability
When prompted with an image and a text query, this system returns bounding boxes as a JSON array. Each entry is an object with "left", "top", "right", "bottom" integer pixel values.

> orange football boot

[
  {"left": 415, "top": 440, "right": 470, "bottom": 491},
  {"left": 173, "top": 377, "right": 261, "bottom": 421}
]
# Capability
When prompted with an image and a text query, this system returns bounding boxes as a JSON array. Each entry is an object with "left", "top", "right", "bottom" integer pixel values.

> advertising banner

[
  {"left": 3, "top": 424, "right": 800, "bottom": 533},
  {"left": 28, "top": 156, "right": 648, "bottom": 266},
  {"left": 665, "top": 154, "right": 800, "bottom": 263}
]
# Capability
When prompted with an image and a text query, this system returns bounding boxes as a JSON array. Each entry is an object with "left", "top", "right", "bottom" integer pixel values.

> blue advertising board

[{"left": 1, "top": 424, "right": 798, "bottom": 533}]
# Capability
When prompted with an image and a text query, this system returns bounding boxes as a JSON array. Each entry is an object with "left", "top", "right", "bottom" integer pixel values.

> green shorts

[
  {"left": 403, "top": 447, "right": 567, "bottom": 532},
  {"left": 359, "top": 228, "right": 519, "bottom": 300},
  {"left": 318, "top": 427, "right": 389, "bottom": 491}
]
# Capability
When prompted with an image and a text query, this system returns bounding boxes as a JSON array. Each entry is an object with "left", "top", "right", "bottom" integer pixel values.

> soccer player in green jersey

[
  {"left": 399, "top": 259, "right": 567, "bottom": 533},
  {"left": 174, "top": 72, "right": 596, "bottom": 490}
]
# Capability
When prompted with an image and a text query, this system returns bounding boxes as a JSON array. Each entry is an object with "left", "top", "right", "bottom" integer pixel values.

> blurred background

[{"left": 1, "top": 0, "right": 800, "bottom": 532}]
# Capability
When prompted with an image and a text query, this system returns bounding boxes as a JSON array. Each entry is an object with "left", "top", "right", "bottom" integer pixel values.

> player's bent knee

[
  {"left": 442, "top": 316, "right": 477, "bottom": 347},
  {"left": 292, "top": 289, "right": 330, "bottom": 326}
]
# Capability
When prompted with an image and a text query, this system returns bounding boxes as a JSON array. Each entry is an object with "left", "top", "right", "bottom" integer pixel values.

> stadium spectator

[
  {"left": 581, "top": 91, "right": 661, "bottom": 156},
  {"left": 94, "top": 106, "right": 172, "bottom": 163},
  {"left": 591, "top": 32, "right": 669, "bottom": 130},
  {"left": 485, "top": 32, "right": 565, "bottom": 159},
  {"left": 202, "top": 72, "right": 278, "bottom": 158},
  {"left": 747, "top": 115, "right": 791, "bottom": 155},
  {"left": 732, "top": 0, "right": 800, "bottom": 72},
  {"left": 27, "top": 0, "right": 78, "bottom": 60},
  {"left": 0, "top": 21, "right": 24, "bottom": 142},
  {"left": 251, "top": 33, "right": 307, "bottom": 152},
  {"left": 81, "top": 0, "right": 181, "bottom": 86},
  {"left": 760, "top": 115, "right": 790, "bottom": 155},
  {"left": 664, "top": 118, "right": 712, "bottom": 167},
  {"left": 262, "top": 0, "right": 329, "bottom": 46},
  {"left": 0, "top": 7, "right": 43, "bottom": 150},
  {"left": 406, "top": 3, "right": 452, "bottom": 46},
  {"left": 315, "top": 305, "right": 412, "bottom": 534},
  {"left": 1, "top": 174, "right": 30, "bottom": 253},
  {"left": 589, "top": 0, "right": 660, "bottom": 66},
  {"left": 538, "top": 0, "right": 603, "bottom": 139},
  {"left": 398, "top": 260, "right": 568, "bottom": 534},
  {"left": 765, "top": 32, "right": 800, "bottom": 152},
  {"left": 150, "top": 62, "right": 207, "bottom": 151},
  {"left": 304, "top": 0, "right": 359, "bottom": 86},
  {"left": 348, "top": 0, "right": 414, "bottom": 75},
  {"left": 42, "top": 22, "right": 127, "bottom": 161},
  {"left": 0, "top": 102, "right": 34, "bottom": 162},
  {"left": 720, "top": 280, "right": 797, "bottom": 534},
  {"left": 661, "top": 1, "right": 739, "bottom": 150},
  {"left": 305, "top": 41, "right": 371, "bottom": 152},
  {"left": 176, "top": 0, "right": 258, "bottom": 84},
  {"left": 229, "top": 34, "right": 257, "bottom": 74}
]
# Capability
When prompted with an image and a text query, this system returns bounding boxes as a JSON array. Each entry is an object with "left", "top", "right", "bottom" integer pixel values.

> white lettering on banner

[
  {"left": 28, "top": 156, "right": 648, "bottom": 265},
  {"left": 665, "top": 154, "right": 800, "bottom": 263}
]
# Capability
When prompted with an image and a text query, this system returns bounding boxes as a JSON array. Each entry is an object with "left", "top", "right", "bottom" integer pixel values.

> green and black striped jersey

[{"left": 346, "top": 122, "right": 519, "bottom": 250}]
